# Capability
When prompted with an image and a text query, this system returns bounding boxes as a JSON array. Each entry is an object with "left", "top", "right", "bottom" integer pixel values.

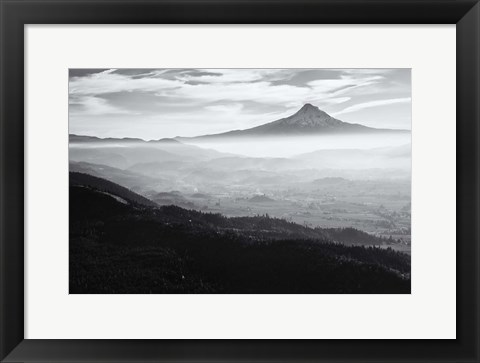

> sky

[{"left": 69, "top": 68, "right": 411, "bottom": 139}]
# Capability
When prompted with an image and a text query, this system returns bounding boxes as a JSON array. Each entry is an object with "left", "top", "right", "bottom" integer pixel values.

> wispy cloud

[
  {"left": 69, "top": 95, "right": 135, "bottom": 116},
  {"left": 204, "top": 103, "right": 244, "bottom": 113},
  {"left": 332, "top": 97, "right": 412, "bottom": 116}
]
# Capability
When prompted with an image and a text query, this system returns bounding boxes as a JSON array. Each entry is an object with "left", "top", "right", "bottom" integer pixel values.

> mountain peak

[
  {"left": 294, "top": 103, "right": 331, "bottom": 117},
  {"left": 299, "top": 103, "right": 318, "bottom": 111},
  {"left": 278, "top": 103, "right": 339, "bottom": 128}
]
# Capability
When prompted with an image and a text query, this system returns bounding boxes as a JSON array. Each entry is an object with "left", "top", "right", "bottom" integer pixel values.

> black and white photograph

[{"left": 69, "top": 68, "right": 411, "bottom": 294}]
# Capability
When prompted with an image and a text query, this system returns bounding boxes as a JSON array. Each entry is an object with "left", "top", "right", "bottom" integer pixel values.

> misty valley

[
  {"left": 70, "top": 136, "right": 411, "bottom": 251},
  {"left": 69, "top": 104, "right": 411, "bottom": 294}
]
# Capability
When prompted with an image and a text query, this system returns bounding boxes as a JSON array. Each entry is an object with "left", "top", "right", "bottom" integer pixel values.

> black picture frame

[{"left": 1, "top": 0, "right": 479, "bottom": 362}]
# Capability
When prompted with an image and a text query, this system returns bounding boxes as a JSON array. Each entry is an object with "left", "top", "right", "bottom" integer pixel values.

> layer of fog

[{"left": 183, "top": 132, "right": 411, "bottom": 158}]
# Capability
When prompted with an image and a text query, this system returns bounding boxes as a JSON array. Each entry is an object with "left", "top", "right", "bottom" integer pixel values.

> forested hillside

[{"left": 70, "top": 173, "right": 410, "bottom": 294}]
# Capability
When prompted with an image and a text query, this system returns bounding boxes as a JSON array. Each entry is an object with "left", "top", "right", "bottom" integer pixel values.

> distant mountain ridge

[
  {"left": 69, "top": 134, "right": 180, "bottom": 144},
  {"left": 70, "top": 103, "right": 409, "bottom": 144},
  {"left": 178, "top": 103, "right": 409, "bottom": 140}
]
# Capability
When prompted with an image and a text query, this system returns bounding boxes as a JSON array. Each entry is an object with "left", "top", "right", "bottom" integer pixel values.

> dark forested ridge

[
  {"left": 69, "top": 172, "right": 411, "bottom": 294},
  {"left": 70, "top": 171, "right": 157, "bottom": 207}
]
